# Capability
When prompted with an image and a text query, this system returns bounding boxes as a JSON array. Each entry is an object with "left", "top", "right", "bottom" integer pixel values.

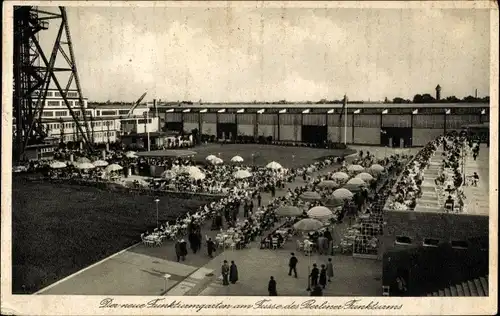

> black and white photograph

[{"left": 1, "top": 1, "right": 498, "bottom": 315}]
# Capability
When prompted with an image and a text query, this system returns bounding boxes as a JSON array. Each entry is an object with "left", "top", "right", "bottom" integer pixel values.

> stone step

[
  {"left": 462, "top": 282, "right": 471, "bottom": 296},
  {"left": 467, "top": 280, "right": 479, "bottom": 296},
  {"left": 450, "top": 285, "right": 458, "bottom": 296},
  {"left": 474, "top": 278, "right": 485, "bottom": 296},
  {"left": 479, "top": 277, "right": 488, "bottom": 296}
]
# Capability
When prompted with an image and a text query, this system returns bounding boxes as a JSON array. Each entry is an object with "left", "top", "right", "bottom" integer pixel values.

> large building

[
  {"left": 156, "top": 102, "right": 489, "bottom": 147},
  {"left": 38, "top": 90, "right": 158, "bottom": 144}
]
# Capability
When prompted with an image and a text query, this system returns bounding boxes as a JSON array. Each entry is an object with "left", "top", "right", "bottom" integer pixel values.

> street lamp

[{"left": 154, "top": 198, "right": 160, "bottom": 229}]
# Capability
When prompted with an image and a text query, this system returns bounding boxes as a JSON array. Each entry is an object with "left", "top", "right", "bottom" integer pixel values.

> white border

[{"left": 2, "top": 1, "right": 498, "bottom": 315}]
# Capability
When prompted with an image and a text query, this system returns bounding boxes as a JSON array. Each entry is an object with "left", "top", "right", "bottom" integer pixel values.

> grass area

[
  {"left": 11, "top": 177, "right": 218, "bottom": 294},
  {"left": 192, "top": 144, "right": 355, "bottom": 168}
]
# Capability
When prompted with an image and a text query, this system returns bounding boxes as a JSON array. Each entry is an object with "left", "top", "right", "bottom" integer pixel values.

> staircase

[
  {"left": 427, "top": 276, "right": 488, "bottom": 297},
  {"left": 415, "top": 152, "right": 442, "bottom": 212}
]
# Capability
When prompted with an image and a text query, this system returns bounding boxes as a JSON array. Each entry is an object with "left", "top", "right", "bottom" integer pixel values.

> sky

[{"left": 39, "top": 6, "right": 491, "bottom": 102}]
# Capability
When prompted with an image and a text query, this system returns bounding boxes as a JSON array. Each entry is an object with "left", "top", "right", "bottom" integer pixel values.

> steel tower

[{"left": 13, "top": 6, "right": 93, "bottom": 161}]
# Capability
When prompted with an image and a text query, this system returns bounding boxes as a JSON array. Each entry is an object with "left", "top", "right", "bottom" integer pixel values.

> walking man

[{"left": 288, "top": 253, "right": 298, "bottom": 278}]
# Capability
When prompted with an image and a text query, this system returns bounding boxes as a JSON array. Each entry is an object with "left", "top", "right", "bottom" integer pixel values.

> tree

[
  {"left": 384, "top": 97, "right": 389, "bottom": 103},
  {"left": 445, "top": 96, "right": 460, "bottom": 103},
  {"left": 413, "top": 94, "right": 435, "bottom": 103},
  {"left": 392, "top": 97, "right": 406, "bottom": 104}
]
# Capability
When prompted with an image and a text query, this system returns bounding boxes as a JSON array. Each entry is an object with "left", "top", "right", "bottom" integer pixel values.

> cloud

[{"left": 38, "top": 6, "right": 490, "bottom": 102}]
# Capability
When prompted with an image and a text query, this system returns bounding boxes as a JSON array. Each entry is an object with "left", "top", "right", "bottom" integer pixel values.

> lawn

[
  {"left": 11, "top": 177, "right": 218, "bottom": 294},
  {"left": 191, "top": 144, "right": 355, "bottom": 168}
]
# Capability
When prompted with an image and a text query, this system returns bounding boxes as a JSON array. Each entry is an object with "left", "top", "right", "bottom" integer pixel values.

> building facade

[
  {"left": 156, "top": 103, "right": 489, "bottom": 147},
  {"left": 38, "top": 90, "right": 159, "bottom": 144}
]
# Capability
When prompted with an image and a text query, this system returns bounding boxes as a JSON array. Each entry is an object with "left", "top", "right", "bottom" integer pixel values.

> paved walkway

[
  {"left": 462, "top": 144, "right": 489, "bottom": 215},
  {"left": 37, "top": 146, "right": 411, "bottom": 296}
]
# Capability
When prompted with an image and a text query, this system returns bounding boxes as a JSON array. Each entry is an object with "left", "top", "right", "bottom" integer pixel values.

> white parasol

[
  {"left": 206, "top": 155, "right": 218, "bottom": 162},
  {"left": 233, "top": 169, "right": 252, "bottom": 179},
  {"left": 332, "top": 172, "right": 349, "bottom": 181},
  {"left": 275, "top": 205, "right": 303, "bottom": 217},
  {"left": 50, "top": 161, "right": 67, "bottom": 169},
  {"left": 105, "top": 164, "right": 123, "bottom": 172},
  {"left": 356, "top": 172, "right": 374, "bottom": 182},
  {"left": 93, "top": 160, "right": 109, "bottom": 167},
  {"left": 266, "top": 161, "right": 283, "bottom": 170},
  {"left": 347, "top": 164, "right": 364, "bottom": 173},
  {"left": 307, "top": 206, "right": 334, "bottom": 221},
  {"left": 231, "top": 156, "right": 244, "bottom": 163},
  {"left": 76, "top": 162, "right": 95, "bottom": 170},
  {"left": 332, "top": 188, "right": 354, "bottom": 200}
]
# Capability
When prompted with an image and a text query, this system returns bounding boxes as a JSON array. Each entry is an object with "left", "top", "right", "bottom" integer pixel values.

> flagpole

[
  {"left": 147, "top": 111, "right": 151, "bottom": 151},
  {"left": 344, "top": 95, "right": 348, "bottom": 145}
]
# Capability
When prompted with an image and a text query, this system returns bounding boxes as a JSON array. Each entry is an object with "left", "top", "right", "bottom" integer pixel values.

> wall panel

[
  {"left": 237, "top": 124, "right": 254, "bottom": 136},
  {"left": 279, "top": 125, "right": 301, "bottom": 141},
  {"left": 413, "top": 114, "right": 445, "bottom": 129},
  {"left": 302, "top": 114, "right": 326, "bottom": 126},
  {"left": 280, "top": 114, "right": 300, "bottom": 125},
  {"left": 201, "top": 123, "right": 216, "bottom": 135},
  {"left": 166, "top": 112, "right": 182, "bottom": 122},
  {"left": 257, "top": 124, "right": 274, "bottom": 137},
  {"left": 328, "top": 126, "right": 352, "bottom": 143},
  {"left": 412, "top": 128, "right": 444, "bottom": 146},
  {"left": 382, "top": 114, "right": 411, "bottom": 127},
  {"left": 257, "top": 114, "right": 277, "bottom": 125},
  {"left": 183, "top": 113, "right": 198, "bottom": 123},
  {"left": 218, "top": 113, "right": 236, "bottom": 123},
  {"left": 201, "top": 113, "right": 217, "bottom": 123},
  {"left": 327, "top": 126, "right": 341, "bottom": 141},
  {"left": 446, "top": 114, "right": 480, "bottom": 129},
  {"left": 353, "top": 127, "right": 381, "bottom": 145},
  {"left": 327, "top": 114, "right": 341, "bottom": 126},
  {"left": 183, "top": 122, "right": 199, "bottom": 133},
  {"left": 353, "top": 114, "right": 381, "bottom": 128},
  {"left": 238, "top": 113, "right": 256, "bottom": 125}
]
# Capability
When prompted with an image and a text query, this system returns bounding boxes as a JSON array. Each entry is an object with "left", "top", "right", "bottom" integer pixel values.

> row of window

[
  {"left": 34, "top": 91, "right": 80, "bottom": 98},
  {"left": 59, "top": 132, "right": 116, "bottom": 142},
  {"left": 39, "top": 147, "right": 54, "bottom": 153},
  {"left": 395, "top": 236, "right": 474, "bottom": 249},
  {"left": 42, "top": 108, "right": 138, "bottom": 118},
  {"left": 42, "top": 110, "right": 94, "bottom": 117},
  {"left": 45, "top": 120, "right": 115, "bottom": 130}
]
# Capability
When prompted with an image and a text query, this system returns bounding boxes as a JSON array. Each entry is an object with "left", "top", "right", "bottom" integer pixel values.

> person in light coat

[{"left": 326, "top": 258, "right": 334, "bottom": 282}]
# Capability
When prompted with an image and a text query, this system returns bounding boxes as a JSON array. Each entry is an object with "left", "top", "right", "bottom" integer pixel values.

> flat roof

[
  {"left": 155, "top": 102, "right": 488, "bottom": 109},
  {"left": 135, "top": 149, "right": 197, "bottom": 158}
]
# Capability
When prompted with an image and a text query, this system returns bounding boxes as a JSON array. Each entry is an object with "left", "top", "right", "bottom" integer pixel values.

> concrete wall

[
  {"left": 183, "top": 122, "right": 199, "bottom": 133},
  {"left": 237, "top": 124, "right": 254, "bottom": 136},
  {"left": 380, "top": 210, "right": 489, "bottom": 259},
  {"left": 201, "top": 122, "right": 216, "bottom": 135},
  {"left": 353, "top": 127, "right": 381, "bottom": 145},
  {"left": 257, "top": 124, "right": 274, "bottom": 137},
  {"left": 280, "top": 125, "right": 301, "bottom": 141},
  {"left": 328, "top": 125, "right": 352, "bottom": 143},
  {"left": 412, "top": 128, "right": 444, "bottom": 146}
]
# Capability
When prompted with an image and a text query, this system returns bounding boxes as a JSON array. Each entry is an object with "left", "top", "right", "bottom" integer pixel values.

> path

[{"left": 462, "top": 144, "right": 489, "bottom": 215}]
